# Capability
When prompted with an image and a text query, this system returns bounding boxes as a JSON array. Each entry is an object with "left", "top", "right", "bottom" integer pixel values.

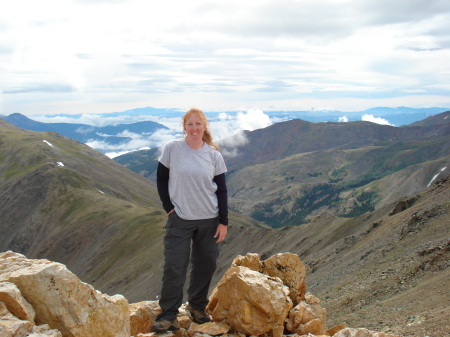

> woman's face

[{"left": 184, "top": 112, "right": 205, "bottom": 144}]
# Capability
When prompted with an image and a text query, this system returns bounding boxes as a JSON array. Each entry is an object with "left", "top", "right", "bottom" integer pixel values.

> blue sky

[{"left": 1, "top": 0, "right": 450, "bottom": 116}]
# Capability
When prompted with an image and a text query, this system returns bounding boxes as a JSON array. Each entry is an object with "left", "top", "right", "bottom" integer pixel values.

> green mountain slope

[
  {"left": 0, "top": 119, "right": 168, "bottom": 300},
  {"left": 229, "top": 136, "right": 450, "bottom": 227},
  {"left": 0, "top": 119, "right": 262, "bottom": 301}
]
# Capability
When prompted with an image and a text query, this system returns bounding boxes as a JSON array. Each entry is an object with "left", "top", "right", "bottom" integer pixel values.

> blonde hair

[{"left": 182, "top": 108, "right": 220, "bottom": 151}]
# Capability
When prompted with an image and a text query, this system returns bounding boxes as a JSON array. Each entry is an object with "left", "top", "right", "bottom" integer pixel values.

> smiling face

[{"left": 184, "top": 112, "right": 206, "bottom": 148}]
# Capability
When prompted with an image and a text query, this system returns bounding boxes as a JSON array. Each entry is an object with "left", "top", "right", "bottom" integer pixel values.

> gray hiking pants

[{"left": 157, "top": 212, "right": 220, "bottom": 321}]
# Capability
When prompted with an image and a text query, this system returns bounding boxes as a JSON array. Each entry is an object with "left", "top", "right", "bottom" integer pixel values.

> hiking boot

[
  {"left": 186, "top": 304, "right": 211, "bottom": 324},
  {"left": 151, "top": 318, "right": 180, "bottom": 333}
]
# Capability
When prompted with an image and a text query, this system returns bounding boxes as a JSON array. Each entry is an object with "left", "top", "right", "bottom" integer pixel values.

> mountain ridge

[
  {"left": 115, "top": 111, "right": 450, "bottom": 227},
  {"left": 2, "top": 113, "right": 168, "bottom": 152}
]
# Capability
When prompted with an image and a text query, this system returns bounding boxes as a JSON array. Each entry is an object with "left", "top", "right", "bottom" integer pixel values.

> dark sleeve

[
  {"left": 213, "top": 173, "right": 228, "bottom": 226},
  {"left": 156, "top": 162, "right": 174, "bottom": 213}
]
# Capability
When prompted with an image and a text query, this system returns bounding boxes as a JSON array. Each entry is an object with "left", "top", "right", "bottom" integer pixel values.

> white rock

[{"left": 0, "top": 251, "right": 129, "bottom": 337}]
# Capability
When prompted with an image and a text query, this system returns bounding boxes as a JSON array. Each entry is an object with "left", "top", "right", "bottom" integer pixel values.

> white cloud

[
  {"left": 76, "top": 126, "right": 95, "bottom": 134},
  {"left": 361, "top": 114, "right": 393, "bottom": 126},
  {"left": 210, "top": 108, "right": 271, "bottom": 141},
  {"left": 1, "top": 0, "right": 450, "bottom": 115},
  {"left": 85, "top": 130, "right": 174, "bottom": 156},
  {"left": 218, "top": 131, "right": 249, "bottom": 158},
  {"left": 237, "top": 108, "right": 272, "bottom": 131},
  {"left": 78, "top": 108, "right": 273, "bottom": 156},
  {"left": 338, "top": 116, "right": 349, "bottom": 122}
]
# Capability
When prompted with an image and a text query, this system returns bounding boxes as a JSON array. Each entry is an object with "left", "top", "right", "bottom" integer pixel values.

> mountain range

[
  {"left": 1, "top": 113, "right": 167, "bottom": 151},
  {"left": 0, "top": 112, "right": 449, "bottom": 336},
  {"left": 115, "top": 111, "right": 450, "bottom": 228},
  {"left": 2, "top": 106, "right": 448, "bottom": 156}
]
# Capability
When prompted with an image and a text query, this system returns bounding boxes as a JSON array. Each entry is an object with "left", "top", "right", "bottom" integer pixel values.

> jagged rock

[
  {"left": 269, "top": 324, "right": 284, "bottom": 337},
  {"left": 333, "top": 327, "right": 402, "bottom": 337},
  {"left": 28, "top": 324, "right": 63, "bottom": 337},
  {"left": 232, "top": 252, "right": 307, "bottom": 305},
  {"left": 206, "top": 265, "right": 292, "bottom": 336},
  {"left": 325, "top": 322, "right": 347, "bottom": 336},
  {"left": 389, "top": 197, "right": 417, "bottom": 216},
  {"left": 0, "top": 251, "right": 404, "bottom": 337},
  {"left": 0, "top": 251, "right": 129, "bottom": 337},
  {"left": 232, "top": 253, "right": 261, "bottom": 270},
  {"left": 260, "top": 253, "right": 307, "bottom": 305},
  {"left": 285, "top": 292, "right": 327, "bottom": 335},
  {"left": 189, "top": 321, "right": 230, "bottom": 336},
  {"left": 178, "top": 315, "right": 192, "bottom": 329},
  {"left": 0, "top": 301, "right": 35, "bottom": 336},
  {"left": 0, "top": 281, "right": 35, "bottom": 322},
  {"left": 130, "top": 300, "right": 161, "bottom": 336}
]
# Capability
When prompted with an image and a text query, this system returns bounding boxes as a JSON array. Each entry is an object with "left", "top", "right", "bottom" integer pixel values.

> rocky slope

[
  {"left": 1, "top": 250, "right": 402, "bottom": 337},
  {"left": 216, "top": 174, "right": 450, "bottom": 336},
  {"left": 1, "top": 118, "right": 449, "bottom": 336}
]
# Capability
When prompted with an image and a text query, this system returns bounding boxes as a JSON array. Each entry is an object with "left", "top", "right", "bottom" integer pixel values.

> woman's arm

[
  {"left": 156, "top": 162, "right": 174, "bottom": 213},
  {"left": 213, "top": 173, "right": 228, "bottom": 242},
  {"left": 213, "top": 173, "right": 228, "bottom": 226}
]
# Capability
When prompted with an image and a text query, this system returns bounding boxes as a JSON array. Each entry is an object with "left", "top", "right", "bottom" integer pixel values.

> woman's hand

[
  {"left": 167, "top": 209, "right": 175, "bottom": 215},
  {"left": 214, "top": 224, "right": 227, "bottom": 243}
]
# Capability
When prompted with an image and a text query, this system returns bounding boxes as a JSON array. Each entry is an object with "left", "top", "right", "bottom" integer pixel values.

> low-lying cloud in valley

[
  {"left": 361, "top": 114, "right": 393, "bottom": 126},
  {"left": 30, "top": 108, "right": 406, "bottom": 157},
  {"left": 41, "top": 108, "right": 274, "bottom": 158}
]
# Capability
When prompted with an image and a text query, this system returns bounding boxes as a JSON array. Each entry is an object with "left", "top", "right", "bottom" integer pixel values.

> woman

[{"left": 151, "top": 108, "right": 228, "bottom": 333}]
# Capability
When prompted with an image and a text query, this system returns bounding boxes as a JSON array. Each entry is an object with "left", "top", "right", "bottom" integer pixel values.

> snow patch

[
  {"left": 427, "top": 174, "right": 440, "bottom": 187},
  {"left": 97, "top": 190, "right": 105, "bottom": 194},
  {"left": 427, "top": 167, "right": 448, "bottom": 187},
  {"left": 56, "top": 162, "right": 64, "bottom": 167},
  {"left": 43, "top": 140, "right": 54, "bottom": 148}
]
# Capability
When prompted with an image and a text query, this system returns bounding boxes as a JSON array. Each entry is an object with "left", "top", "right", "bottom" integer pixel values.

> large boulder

[
  {"left": 232, "top": 252, "right": 306, "bottom": 305},
  {"left": 260, "top": 253, "right": 307, "bottom": 305},
  {"left": 206, "top": 265, "right": 292, "bottom": 336},
  {"left": 0, "top": 251, "right": 129, "bottom": 337}
]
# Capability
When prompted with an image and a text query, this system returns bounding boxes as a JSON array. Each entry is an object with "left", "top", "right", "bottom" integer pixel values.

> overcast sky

[{"left": 1, "top": 0, "right": 450, "bottom": 116}]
